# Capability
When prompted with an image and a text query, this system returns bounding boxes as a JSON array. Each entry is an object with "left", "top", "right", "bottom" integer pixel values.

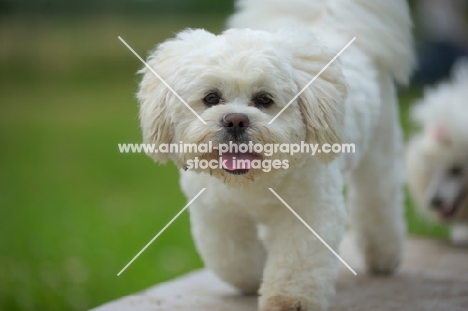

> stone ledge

[{"left": 91, "top": 235, "right": 468, "bottom": 311}]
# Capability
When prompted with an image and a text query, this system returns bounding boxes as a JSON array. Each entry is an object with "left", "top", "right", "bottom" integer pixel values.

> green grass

[{"left": 0, "top": 14, "right": 448, "bottom": 311}]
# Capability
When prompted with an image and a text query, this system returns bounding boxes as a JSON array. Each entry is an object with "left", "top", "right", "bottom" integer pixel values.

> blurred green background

[{"left": 0, "top": 1, "right": 448, "bottom": 310}]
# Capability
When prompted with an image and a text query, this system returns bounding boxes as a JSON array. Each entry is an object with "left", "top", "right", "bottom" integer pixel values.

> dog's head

[
  {"left": 409, "top": 127, "right": 468, "bottom": 222},
  {"left": 138, "top": 28, "right": 347, "bottom": 183}
]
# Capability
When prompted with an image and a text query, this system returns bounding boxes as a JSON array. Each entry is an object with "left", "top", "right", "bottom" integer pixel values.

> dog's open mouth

[
  {"left": 438, "top": 192, "right": 466, "bottom": 220},
  {"left": 439, "top": 206, "right": 458, "bottom": 219},
  {"left": 220, "top": 152, "right": 257, "bottom": 175}
]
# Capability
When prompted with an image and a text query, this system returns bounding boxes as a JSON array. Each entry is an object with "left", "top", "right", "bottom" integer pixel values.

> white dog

[
  {"left": 137, "top": 0, "right": 414, "bottom": 310},
  {"left": 406, "top": 60, "right": 468, "bottom": 245}
]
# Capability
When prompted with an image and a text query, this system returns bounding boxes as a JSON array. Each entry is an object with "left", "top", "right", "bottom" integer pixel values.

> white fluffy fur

[
  {"left": 138, "top": 0, "right": 415, "bottom": 310},
  {"left": 406, "top": 60, "right": 468, "bottom": 245}
]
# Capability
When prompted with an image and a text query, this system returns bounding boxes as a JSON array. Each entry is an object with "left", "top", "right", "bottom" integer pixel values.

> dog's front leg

[
  {"left": 189, "top": 202, "right": 265, "bottom": 294},
  {"left": 259, "top": 194, "right": 346, "bottom": 311}
]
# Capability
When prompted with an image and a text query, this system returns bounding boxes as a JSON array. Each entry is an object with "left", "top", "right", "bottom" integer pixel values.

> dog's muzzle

[{"left": 219, "top": 113, "right": 257, "bottom": 175}]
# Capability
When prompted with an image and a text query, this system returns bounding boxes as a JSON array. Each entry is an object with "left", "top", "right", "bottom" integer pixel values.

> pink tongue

[
  {"left": 440, "top": 206, "right": 456, "bottom": 218},
  {"left": 221, "top": 153, "right": 256, "bottom": 170}
]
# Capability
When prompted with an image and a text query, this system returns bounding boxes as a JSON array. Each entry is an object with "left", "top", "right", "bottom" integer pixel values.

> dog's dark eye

[
  {"left": 448, "top": 165, "right": 463, "bottom": 177},
  {"left": 204, "top": 93, "right": 220, "bottom": 106},
  {"left": 255, "top": 94, "right": 273, "bottom": 107}
]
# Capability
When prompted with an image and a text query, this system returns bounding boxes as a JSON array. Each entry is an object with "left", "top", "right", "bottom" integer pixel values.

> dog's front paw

[
  {"left": 260, "top": 296, "right": 305, "bottom": 311},
  {"left": 451, "top": 224, "right": 468, "bottom": 246},
  {"left": 260, "top": 295, "right": 324, "bottom": 311}
]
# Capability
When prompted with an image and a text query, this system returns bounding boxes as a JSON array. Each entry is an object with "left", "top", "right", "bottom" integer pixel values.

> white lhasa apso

[{"left": 137, "top": 0, "right": 415, "bottom": 310}]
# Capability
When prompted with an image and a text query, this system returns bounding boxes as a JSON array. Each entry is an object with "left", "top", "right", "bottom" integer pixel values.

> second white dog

[
  {"left": 137, "top": 0, "right": 415, "bottom": 310},
  {"left": 406, "top": 60, "right": 468, "bottom": 245}
]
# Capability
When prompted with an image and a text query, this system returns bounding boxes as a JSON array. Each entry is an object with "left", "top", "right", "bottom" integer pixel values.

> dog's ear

[
  {"left": 282, "top": 31, "right": 347, "bottom": 163},
  {"left": 137, "top": 29, "right": 216, "bottom": 163},
  {"left": 138, "top": 76, "right": 173, "bottom": 163}
]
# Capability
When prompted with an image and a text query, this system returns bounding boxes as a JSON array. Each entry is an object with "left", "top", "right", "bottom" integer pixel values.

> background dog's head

[
  {"left": 406, "top": 60, "right": 468, "bottom": 222},
  {"left": 138, "top": 28, "right": 347, "bottom": 183},
  {"left": 407, "top": 129, "right": 468, "bottom": 223}
]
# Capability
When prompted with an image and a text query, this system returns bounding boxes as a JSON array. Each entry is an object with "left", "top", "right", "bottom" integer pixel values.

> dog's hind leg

[
  {"left": 346, "top": 73, "right": 406, "bottom": 274},
  {"left": 189, "top": 204, "right": 265, "bottom": 294}
]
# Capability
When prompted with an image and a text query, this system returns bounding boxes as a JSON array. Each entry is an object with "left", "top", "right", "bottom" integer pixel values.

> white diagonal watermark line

[
  {"left": 269, "top": 188, "right": 357, "bottom": 275},
  {"left": 118, "top": 36, "right": 207, "bottom": 125},
  {"left": 117, "top": 188, "right": 206, "bottom": 276},
  {"left": 269, "top": 37, "right": 356, "bottom": 124}
]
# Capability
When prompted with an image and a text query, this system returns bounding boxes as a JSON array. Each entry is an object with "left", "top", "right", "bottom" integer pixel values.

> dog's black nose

[
  {"left": 430, "top": 197, "right": 443, "bottom": 209},
  {"left": 221, "top": 113, "right": 250, "bottom": 128}
]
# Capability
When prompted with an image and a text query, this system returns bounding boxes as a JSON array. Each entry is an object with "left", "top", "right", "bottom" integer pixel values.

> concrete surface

[{"left": 91, "top": 235, "right": 468, "bottom": 311}]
